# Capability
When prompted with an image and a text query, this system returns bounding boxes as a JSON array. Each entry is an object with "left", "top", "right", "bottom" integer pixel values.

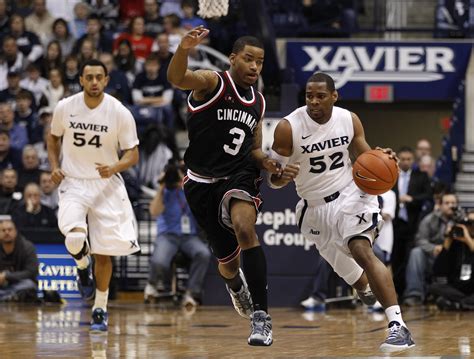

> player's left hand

[
  {"left": 375, "top": 146, "right": 399, "bottom": 163},
  {"left": 263, "top": 157, "right": 282, "bottom": 175},
  {"left": 95, "top": 163, "right": 116, "bottom": 178}
]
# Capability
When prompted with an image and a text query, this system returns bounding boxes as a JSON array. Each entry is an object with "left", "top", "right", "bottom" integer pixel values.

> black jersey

[{"left": 184, "top": 71, "right": 266, "bottom": 178}]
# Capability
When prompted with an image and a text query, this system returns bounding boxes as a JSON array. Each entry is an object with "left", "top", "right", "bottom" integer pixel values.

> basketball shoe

[
  {"left": 77, "top": 258, "right": 95, "bottom": 301},
  {"left": 90, "top": 308, "right": 108, "bottom": 332},
  {"left": 144, "top": 283, "right": 158, "bottom": 303},
  {"left": 357, "top": 285, "right": 377, "bottom": 306},
  {"left": 379, "top": 322, "right": 415, "bottom": 353},
  {"left": 225, "top": 268, "right": 253, "bottom": 319},
  {"left": 248, "top": 310, "right": 273, "bottom": 346}
]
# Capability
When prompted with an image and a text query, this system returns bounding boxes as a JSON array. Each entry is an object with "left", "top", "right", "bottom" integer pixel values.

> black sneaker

[
  {"left": 379, "top": 323, "right": 415, "bottom": 353},
  {"left": 357, "top": 285, "right": 377, "bottom": 306},
  {"left": 77, "top": 258, "right": 95, "bottom": 301},
  {"left": 248, "top": 310, "right": 273, "bottom": 346}
]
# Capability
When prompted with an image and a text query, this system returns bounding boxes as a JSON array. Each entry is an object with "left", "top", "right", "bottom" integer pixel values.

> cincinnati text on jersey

[
  {"left": 300, "top": 135, "right": 349, "bottom": 153},
  {"left": 217, "top": 109, "right": 257, "bottom": 131}
]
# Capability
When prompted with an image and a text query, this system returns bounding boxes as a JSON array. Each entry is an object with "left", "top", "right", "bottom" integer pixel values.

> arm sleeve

[
  {"left": 5, "top": 241, "right": 38, "bottom": 283},
  {"left": 50, "top": 100, "right": 65, "bottom": 136},
  {"left": 118, "top": 106, "right": 140, "bottom": 150}
]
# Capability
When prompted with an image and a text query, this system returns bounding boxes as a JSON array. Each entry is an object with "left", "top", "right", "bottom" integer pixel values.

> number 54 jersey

[
  {"left": 185, "top": 71, "right": 266, "bottom": 178},
  {"left": 50, "top": 92, "right": 139, "bottom": 179},
  {"left": 286, "top": 105, "right": 354, "bottom": 200}
]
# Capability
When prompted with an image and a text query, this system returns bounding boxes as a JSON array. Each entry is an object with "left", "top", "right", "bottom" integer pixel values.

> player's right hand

[
  {"left": 179, "top": 26, "right": 209, "bottom": 50},
  {"left": 272, "top": 163, "right": 300, "bottom": 187},
  {"left": 51, "top": 168, "right": 66, "bottom": 185}
]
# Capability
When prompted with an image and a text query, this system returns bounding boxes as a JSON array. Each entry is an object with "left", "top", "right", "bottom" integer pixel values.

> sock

[
  {"left": 75, "top": 255, "right": 90, "bottom": 270},
  {"left": 222, "top": 270, "right": 243, "bottom": 292},
  {"left": 385, "top": 305, "right": 406, "bottom": 327},
  {"left": 242, "top": 246, "right": 268, "bottom": 313},
  {"left": 93, "top": 289, "right": 109, "bottom": 312}
]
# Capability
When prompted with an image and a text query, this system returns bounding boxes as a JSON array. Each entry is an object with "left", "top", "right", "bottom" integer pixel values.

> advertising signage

[{"left": 286, "top": 41, "right": 472, "bottom": 101}]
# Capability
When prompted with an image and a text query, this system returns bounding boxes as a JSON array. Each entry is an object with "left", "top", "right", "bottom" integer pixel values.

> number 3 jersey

[
  {"left": 185, "top": 71, "right": 266, "bottom": 178},
  {"left": 50, "top": 92, "right": 139, "bottom": 179},
  {"left": 286, "top": 105, "right": 354, "bottom": 200}
]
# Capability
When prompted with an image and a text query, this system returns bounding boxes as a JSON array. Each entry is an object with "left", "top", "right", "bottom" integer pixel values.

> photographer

[
  {"left": 144, "top": 162, "right": 211, "bottom": 308},
  {"left": 403, "top": 193, "right": 458, "bottom": 306},
  {"left": 429, "top": 211, "right": 474, "bottom": 310}
]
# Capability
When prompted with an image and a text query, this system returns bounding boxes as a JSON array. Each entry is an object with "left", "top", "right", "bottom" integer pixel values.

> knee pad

[{"left": 65, "top": 232, "right": 89, "bottom": 260}]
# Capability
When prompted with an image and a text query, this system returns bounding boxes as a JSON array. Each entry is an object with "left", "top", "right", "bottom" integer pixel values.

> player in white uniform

[
  {"left": 47, "top": 59, "right": 140, "bottom": 332},
  {"left": 269, "top": 73, "right": 415, "bottom": 353}
]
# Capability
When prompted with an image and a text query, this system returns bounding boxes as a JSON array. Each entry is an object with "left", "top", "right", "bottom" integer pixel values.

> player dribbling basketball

[{"left": 269, "top": 72, "right": 415, "bottom": 353}]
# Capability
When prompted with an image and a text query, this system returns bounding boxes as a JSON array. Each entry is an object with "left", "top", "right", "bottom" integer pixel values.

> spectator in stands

[
  {"left": 403, "top": 193, "right": 458, "bottom": 306},
  {"left": 0, "top": 0, "right": 9, "bottom": 34},
  {"left": 0, "top": 70, "right": 28, "bottom": 106},
  {"left": 144, "top": 0, "right": 164, "bottom": 37},
  {"left": 25, "top": 0, "right": 55, "bottom": 45},
  {"left": 391, "top": 146, "right": 432, "bottom": 297},
  {"left": 114, "top": 16, "right": 155, "bottom": 61},
  {"left": 33, "top": 117, "right": 51, "bottom": 171},
  {"left": 100, "top": 52, "right": 133, "bottom": 104},
  {"left": 38, "top": 40, "right": 63, "bottom": 78},
  {"left": 0, "top": 219, "right": 38, "bottom": 302},
  {"left": 40, "top": 68, "right": 66, "bottom": 109},
  {"left": 154, "top": 33, "right": 173, "bottom": 73},
  {"left": 0, "top": 168, "right": 22, "bottom": 214},
  {"left": 84, "top": 0, "right": 119, "bottom": 32},
  {"left": 160, "top": 0, "right": 184, "bottom": 17},
  {"left": 70, "top": 2, "right": 91, "bottom": 39},
  {"left": 0, "top": 102, "right": 29, "bottom": 151},
  {"left": 63, "top": 55, "right": 81, "bottom": 95},
  {"left": 48, "top": 18, "right": 75, "bottom": 58},
  {"left": 77, "top": 38, "right": 99, "bottom": 66},
  {"left": 10, "top": 0, "right": 34, "bottom": 18},
  {"left": 419, "top": 154, "right": 436, "bottom": 179},
  {"left": 15, "top": 90, "right": 40, "bottom": 143},
  {"left": 0, "top": 130, "right": 22, "bottom": 170},
  {"left": 145, "top": 162, "right": 211, "bottom": 307},
  {"left": 114, "top": 38, "right": 142, "bottom": 86},
  {"left": 0, "top": 36, "right": 26, "bottom": 89},
  {"left": 19, "top": 63, "right": 48, "bottom": 105},
  {"left": 5, "top": 14, "right": 44, "bottom": 63},
  {"left": 162, "top": 13, "right": 185, "bottom": 52},
  {"left": 180, "top": 0, "right": 207, "bottom": 30},
  {"left": 133, "top": 53, "right": 173, "bottom": 107},
  {"left": 119, "top": 0, "right": 145, "bottom": 22},
  {"left": 12, "top": 182, "right": 57, "bottom": 229},
  {"left": 135, "top": 124, "right": 174, "bottom": 189},
  {"left": 39, "top": 171, "right": 58, "bottom": 212},
  {"left": 17, "top": 145, "right": 42, "bottom": 191},
  {"left": 430, "top": 211, "right": 474, "bottom": 310},
  {"left": 72, "top": 14, "right": 112, "bottom": 55},
  {"left": 302, "top": 0, "right": 357, "bottom": 36}
]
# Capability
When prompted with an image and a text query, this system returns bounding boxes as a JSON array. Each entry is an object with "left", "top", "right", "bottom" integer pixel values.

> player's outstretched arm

[
  {"left": 167, "top": 26, "right": 218, "bottom": 92},
  {"left": 268, "top": 119, "right": 299, "bottom": 188},
  {"left": 47, "top": 133, "right": 65, "bottom": 185},
  {"left": 252, "top": 120, "right": 281, "bottom": 174}
]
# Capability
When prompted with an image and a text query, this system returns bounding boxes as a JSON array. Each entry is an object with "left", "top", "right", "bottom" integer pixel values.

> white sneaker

[
  {"left": 144, "top": 283, "right": 158, "bottom": 303},
  {"left": 182, "top": 292, "right": 197, "bottom": 308},
  {"left": 225, "top": 269, "right": 254, "bottom": 319},
  {"left": 300, "top": 296, "right": 325, "bottom": 309}
]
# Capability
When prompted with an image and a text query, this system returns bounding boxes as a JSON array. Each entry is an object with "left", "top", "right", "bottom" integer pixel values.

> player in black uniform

[{"left": 168, "top": 26, "right": 280, "bottom": 346}]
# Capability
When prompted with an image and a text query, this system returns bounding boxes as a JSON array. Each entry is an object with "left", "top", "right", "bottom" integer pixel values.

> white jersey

[
  {"left": 286, "top": 105, "right": 354, "bottom": 200},
  {"left": 51, "top": 92, "right": 139, "bottom": 179}
]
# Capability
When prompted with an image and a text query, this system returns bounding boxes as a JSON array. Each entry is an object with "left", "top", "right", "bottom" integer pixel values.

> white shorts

[
  {"left": 296, "top": 180, "right": 383, "bottom": 285},
  {"left": 57, "top": 176, "right": 140, "bottom": 256}
]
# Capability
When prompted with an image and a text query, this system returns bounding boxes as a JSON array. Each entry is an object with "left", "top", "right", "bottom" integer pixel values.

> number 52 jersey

[
  {"left": 50, "top": 92, "right": 139, "bottom": 179},
  {"left": 184, "top": 71, "right": 266, "bottom": 178}
]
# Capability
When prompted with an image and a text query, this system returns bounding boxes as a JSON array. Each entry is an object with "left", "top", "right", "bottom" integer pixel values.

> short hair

[
  {"left": 16, "top": 89, "right": 33, "bottom": 102},
  {"left": 145, "top": 52, "right": 160, "bottom": 64},
  {"left": 440, "top": 192, "right": 457, "bottom": 203},
  {"left": 232, "top": 36, "right": 264, "bottom": 54},
  {"left": 307, "top": 72, "right": 335, "bottom": 92},
  {"left": 79, "top": 59, "right": 108, "bottom": 77},
  {"left": 397, "top": 146, "right": 414, "bottom": 154},
  {"left": 0, "top": 128, "right": 10, "bottom": 138}
]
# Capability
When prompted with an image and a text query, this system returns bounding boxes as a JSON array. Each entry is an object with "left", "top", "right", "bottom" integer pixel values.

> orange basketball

[{"left": 352, "top": 149, "right": 399, "bottom": 195}]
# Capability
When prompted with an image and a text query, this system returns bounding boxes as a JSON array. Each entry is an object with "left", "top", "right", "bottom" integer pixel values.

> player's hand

[
  {"left": 272, "top": 163, "right": 300, "bottom": 187},
  {"left": 51, "top": 168, "right": 66, "bottom": 185},
  {"left": 399, "top": 194, "right": 413, "bottom": 203},
  {"left": 263, "top": 157, "right": 282, "bottom": 176},
  {"left": 95, "top": 163, "right": 116, "bottom": 178},
  {"left": 375, "top": 146, "right": 399, "bottom": 163},
  {"left": 0, "top": 272, "right": 6, "bottom": 286},
  {"left": 179, "top": 26, "right": 209, "bottom": 50}
]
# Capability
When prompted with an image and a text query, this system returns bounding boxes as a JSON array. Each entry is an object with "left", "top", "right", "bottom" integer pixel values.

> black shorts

[{"left": 183, "top": 170, "right": 263, "bottom": 263}]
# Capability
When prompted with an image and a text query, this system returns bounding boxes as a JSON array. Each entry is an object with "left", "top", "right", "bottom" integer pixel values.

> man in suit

[{"left": 391, "top": 147, "right": 433, "bottom": 298}]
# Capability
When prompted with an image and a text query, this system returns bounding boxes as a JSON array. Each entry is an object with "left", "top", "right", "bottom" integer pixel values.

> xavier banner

[{"left": 286, "top": 40, "right": 473, "bottom": 101}]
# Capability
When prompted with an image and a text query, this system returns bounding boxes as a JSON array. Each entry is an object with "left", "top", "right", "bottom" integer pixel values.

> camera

[
  {"left": 449, "top": 206, "right": 473, "bottom": 239},
  {"left": 159, "top": 162, "right": 185, "bottom": 189}
]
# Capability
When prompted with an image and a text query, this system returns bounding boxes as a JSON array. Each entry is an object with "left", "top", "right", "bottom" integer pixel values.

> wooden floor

[{"left": 0, "top": 299, "right": 472, "bottom": 358}]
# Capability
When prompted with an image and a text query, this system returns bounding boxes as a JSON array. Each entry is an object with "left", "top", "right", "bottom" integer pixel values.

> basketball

[{"left": 352, "top": 149, "right": 399, "bottom": 195}]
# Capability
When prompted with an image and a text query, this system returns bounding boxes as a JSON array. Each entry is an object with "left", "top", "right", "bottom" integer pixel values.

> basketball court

[{"left": 1, "top": 298, "right": 472, "bottom": 358}]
